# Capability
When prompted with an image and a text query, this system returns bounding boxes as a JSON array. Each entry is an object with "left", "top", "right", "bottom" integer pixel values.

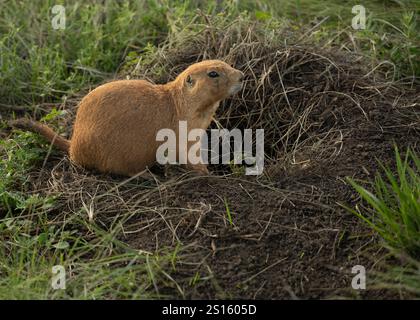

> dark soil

[{"left": 119, "top": 113, "right": 417, "bottom": 299}]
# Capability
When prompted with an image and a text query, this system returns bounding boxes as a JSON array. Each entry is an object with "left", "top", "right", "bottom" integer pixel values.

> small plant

[
  {"left": 189, "top": 271, "right": 201, "bottom": 286},
  {"left": 345, "top": 147, "right": 420, "bottom": 257},
  {"left": 224, "top": 197, "right": 234, "bottom": 226}
]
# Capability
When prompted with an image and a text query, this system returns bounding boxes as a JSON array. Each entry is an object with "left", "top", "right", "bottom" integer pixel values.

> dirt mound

[
  {"left": 127, "top": 18, "right": 418, "bottom": 172},
  {"left": 2, "top": 19, "right": 419, "bottom": 298}
]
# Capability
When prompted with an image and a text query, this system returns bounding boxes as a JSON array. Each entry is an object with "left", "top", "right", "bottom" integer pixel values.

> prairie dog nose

[{"left": 237, "top": 71, "right": 245, "bottom": 82}]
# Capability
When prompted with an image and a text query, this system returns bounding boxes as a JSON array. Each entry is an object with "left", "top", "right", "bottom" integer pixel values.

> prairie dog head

[{"left": 175, "top": 60, "right": 244, "bottom": 116}]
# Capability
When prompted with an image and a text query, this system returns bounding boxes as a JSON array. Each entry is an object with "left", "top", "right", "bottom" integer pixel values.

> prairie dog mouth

[{"left": 229, "top": 82, "right": 243, "bottom": 95}]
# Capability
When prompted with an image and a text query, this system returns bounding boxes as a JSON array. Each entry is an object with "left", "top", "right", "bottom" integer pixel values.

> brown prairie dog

[{"left": 11, "top": 60, "right": 244, "bottom": 176}]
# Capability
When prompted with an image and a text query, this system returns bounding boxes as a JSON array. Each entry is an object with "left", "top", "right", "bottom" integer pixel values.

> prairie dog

[{"left": 11, "top": 60, "right": 244, "bottom": 176}]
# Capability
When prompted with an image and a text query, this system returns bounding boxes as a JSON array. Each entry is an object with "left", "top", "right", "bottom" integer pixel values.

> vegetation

[
  {"left": 346, "top": 147, "right": 420, "bottom": 295},
  {"left": 347, "top": 147, "right": 419, "bottom": 257},
  {"left": 1, "top": 0, "right": 418, "bottom": 105}
]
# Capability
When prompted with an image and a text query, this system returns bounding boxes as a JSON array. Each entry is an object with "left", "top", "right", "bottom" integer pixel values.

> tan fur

[{"left": 11, "top": 60, "right": 244, "bottom": 176}]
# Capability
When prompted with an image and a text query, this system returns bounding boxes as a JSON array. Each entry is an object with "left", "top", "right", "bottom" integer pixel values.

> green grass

[
  {"left": 0, "top": 212, "right": 184, "bottom": 299},
  {"left": 1, "top": 0, "right": 418, "bottom": 106},
  {"left": 0, "top": 0, "right": 170, "bottom": 105},
  {"left": 345, "top": 147, "right": 420, "bottom": 295},
  {"left": 0, "top": 130, "right": 51, "bottom": 212},
  {"left": 0, "top": 107, "right": 68, "bottom": 213},
  {"left": 264, "top": 0, "right": 420, "bottom": 79},
  {"left": 346, "top": 147, "right": 420, "bottom": 257}
]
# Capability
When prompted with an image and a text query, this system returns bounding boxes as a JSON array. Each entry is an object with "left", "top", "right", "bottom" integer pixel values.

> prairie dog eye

[
  {"left": 207, "top": 71, "right": 219, "bottom": 78},
  {"left": 186, "top": 75, "right": 193, "bottom": 86}
]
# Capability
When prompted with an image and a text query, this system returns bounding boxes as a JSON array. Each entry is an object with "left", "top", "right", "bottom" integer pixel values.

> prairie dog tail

[{"left": 10, "top": 119, "right": 70, "bottom": 153}]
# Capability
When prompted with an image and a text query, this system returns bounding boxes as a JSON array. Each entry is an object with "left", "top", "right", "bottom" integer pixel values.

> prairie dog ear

[{"left": 186, "top": 75, "right": 195, "bottom": 87}]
